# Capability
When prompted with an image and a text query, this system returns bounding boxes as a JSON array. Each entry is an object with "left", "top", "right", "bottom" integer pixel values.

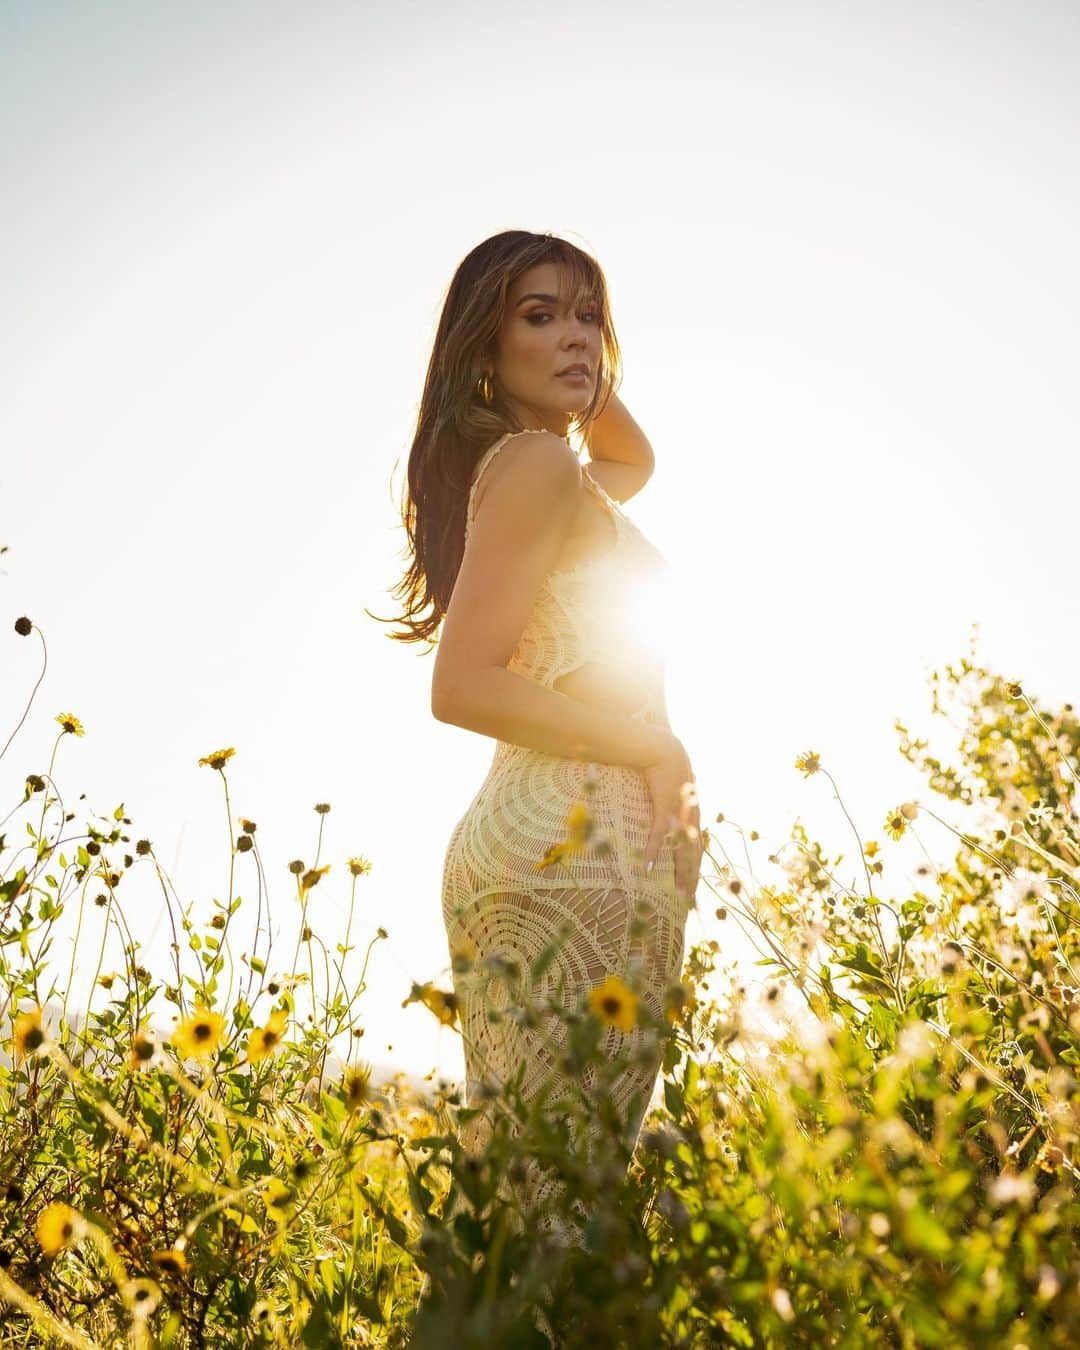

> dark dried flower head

[
  {"left": 314, "top": 802, "right": 331, "bottom": 815},
  {"left": 239, "top": 818, "right": 257, "bottom": 833},
  {"left": 291, "top": 1157, "right": 315, "bottom": 1183},
  {"left": 288, "top": 860, "right": 305, "bottom": 875},
  {"left": 14, "top": 616, "right": 32, "bottom": 636},
  {"left": 237, "top": 834, "right": 253, "bottom": 852}
]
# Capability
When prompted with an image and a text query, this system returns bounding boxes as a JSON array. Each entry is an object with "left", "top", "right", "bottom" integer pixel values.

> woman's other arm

[{"left": 581, "top": 390, "right": 655, "bottom": 504}]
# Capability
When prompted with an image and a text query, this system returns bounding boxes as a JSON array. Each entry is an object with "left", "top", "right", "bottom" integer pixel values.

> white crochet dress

[{"left": 440, "top": 430, "right": 694, "bottom": 1245}]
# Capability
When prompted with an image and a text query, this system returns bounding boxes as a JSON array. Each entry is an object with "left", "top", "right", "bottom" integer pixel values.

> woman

[{"left": 379, "top": 229, "right": 702, "bottom": 1244}]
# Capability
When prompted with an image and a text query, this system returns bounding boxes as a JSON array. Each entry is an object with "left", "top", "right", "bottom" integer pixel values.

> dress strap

[
  {"left": 464, "top": 429, "right": 572, "bottom": 546},
  {"left": 581, "top": 462, "right": 623, "bottom": 516}
]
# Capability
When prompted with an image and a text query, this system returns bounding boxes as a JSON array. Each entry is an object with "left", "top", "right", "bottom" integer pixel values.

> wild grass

[{"left": 2, "top": 616, "right": 1079, "bottom": 1347}]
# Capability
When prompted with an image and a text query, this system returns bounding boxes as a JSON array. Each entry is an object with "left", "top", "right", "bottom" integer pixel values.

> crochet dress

[{"left": 439, "top": 429, "right": 694, "bottom": 1242}]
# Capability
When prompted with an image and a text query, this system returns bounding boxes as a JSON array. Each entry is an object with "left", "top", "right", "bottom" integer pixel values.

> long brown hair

[{"left": 367, "top": 230, "right": 623, "bottom": 649}]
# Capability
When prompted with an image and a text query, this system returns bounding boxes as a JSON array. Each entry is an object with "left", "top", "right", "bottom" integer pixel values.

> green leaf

[
  {"left": 684, "top": 1057, "right": 700, "bottom": 1098},
  {"left": 664, "top": 1080, "right": 684, "bottom": 1117},
  {"left": 300, "top": 1299, "right": 341, "bottom": 1348},
  {"left": 901, "top": 1203, "right": 952, "bottom": 1257},
  {"left": 406, "top": 1171, "right": 434, "bottom": 1218},
  {"left": 837, "top": 942, "right": 891, "bottom": 989}
]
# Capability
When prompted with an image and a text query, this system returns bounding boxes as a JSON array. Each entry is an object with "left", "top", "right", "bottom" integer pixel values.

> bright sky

[{"left": 3, "top": 1, "right": 1077, "bottom": 1089}]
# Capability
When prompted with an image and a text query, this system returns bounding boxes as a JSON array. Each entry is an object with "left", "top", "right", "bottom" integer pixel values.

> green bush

[{"left": 2, "top": 614, "right": 1078, "bottom": 1347}]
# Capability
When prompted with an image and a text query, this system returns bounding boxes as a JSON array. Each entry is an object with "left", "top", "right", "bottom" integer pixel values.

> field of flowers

[{"left": 2, "top": 614, "right": 1078, "bottom": 1347}]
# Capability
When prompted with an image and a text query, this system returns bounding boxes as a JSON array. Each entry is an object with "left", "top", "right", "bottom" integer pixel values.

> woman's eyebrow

[{"left": 514, "top": 292, "right": 598, "bottom": 307}]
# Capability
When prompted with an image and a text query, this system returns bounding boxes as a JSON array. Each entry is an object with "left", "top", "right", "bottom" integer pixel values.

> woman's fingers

[{"left": 645, "top": 814, "right": 678, "bottom": 874}]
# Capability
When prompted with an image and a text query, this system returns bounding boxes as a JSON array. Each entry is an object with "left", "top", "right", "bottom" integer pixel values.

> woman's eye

[{"left": 526, "top": 311, "right": 599, "bottom": 325}]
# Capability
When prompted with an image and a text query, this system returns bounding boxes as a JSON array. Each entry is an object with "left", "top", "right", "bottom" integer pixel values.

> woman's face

[{"left": 489, "top": 262, "right": 601, "bottom": 435}]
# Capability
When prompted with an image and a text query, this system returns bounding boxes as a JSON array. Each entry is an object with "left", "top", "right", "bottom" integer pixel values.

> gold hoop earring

[{"left": 477, "top": 371, "right": 494, "bottom": 405}]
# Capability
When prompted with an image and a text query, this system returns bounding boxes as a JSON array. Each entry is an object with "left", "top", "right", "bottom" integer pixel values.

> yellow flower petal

[
  {"left": 36, "top": 1202, "right": 86, "bottom": 1255},
  {"left": 247, "top": 1010, "right": 288, "bottom": 1063},
  {"left": 171, "top": 1010, "right": 226, "bottom": 1060},
  {"left": 589, "top": 974, "right": 639, "bottom": 1033},
  {"left": 198, "top": 747, "right": 235, "bottom": 770},
  {"left": 13, "top": 1007, "right": 47, "bottom": 1060}
]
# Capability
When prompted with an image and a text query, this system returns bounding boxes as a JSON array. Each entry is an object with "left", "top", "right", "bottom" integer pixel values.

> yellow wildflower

[
  {"left": 343, "top": 1064, "right": 372, "bottom": 1113},
  {"left": 55, "top": 712, "right": 85, "bottom": 736},
  {"left": 13, "top": 1007, "right": 47, "bottom": 1061},
  {"left": 247, "top": 1010, "right": 288, "bottom": 1064},
  {"left": 864, "top": 840, "right": 880, "bottom": 858},
  {"left": 150, "top": 1247, "right": 188, "bottom": 1276},
  {"left": 794, "top": 751, "right": 821, "bottom": 777},
  {"left": 120, "top": 1278, "right": 161, "bottom": 1318},
  {"left": 129, "top": 1027, "right": 158, "bottom": 1070},
  {"left": 536, "top": 799, "right": 594, "bottom": 870},
  {"left": 883, "top": 808, "right": 908, "bottom": 842},
  {"left": 36, "top": 1202, "right": 86, "bottom": 1255},
  {"left": 589, "top": 974, "right": 639, "bottom": 1034},
  {"left": 402, "top": 982, "right": 459, "bottom": 1028},
  {"left": 170, "top": 1010, "right": 226, "bottom": 1060},
  {"left": 347, "top": 855, "right": 372, "bottom": 877},
  {"left": 198, "top": 747, "right": 235, "bottom": 770},
  {"left": 300, "top": 864, "right": 330, "bottom": 892},
  {"left": 263, "top": 1177, "right": 294, "bottom": 1218}
]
